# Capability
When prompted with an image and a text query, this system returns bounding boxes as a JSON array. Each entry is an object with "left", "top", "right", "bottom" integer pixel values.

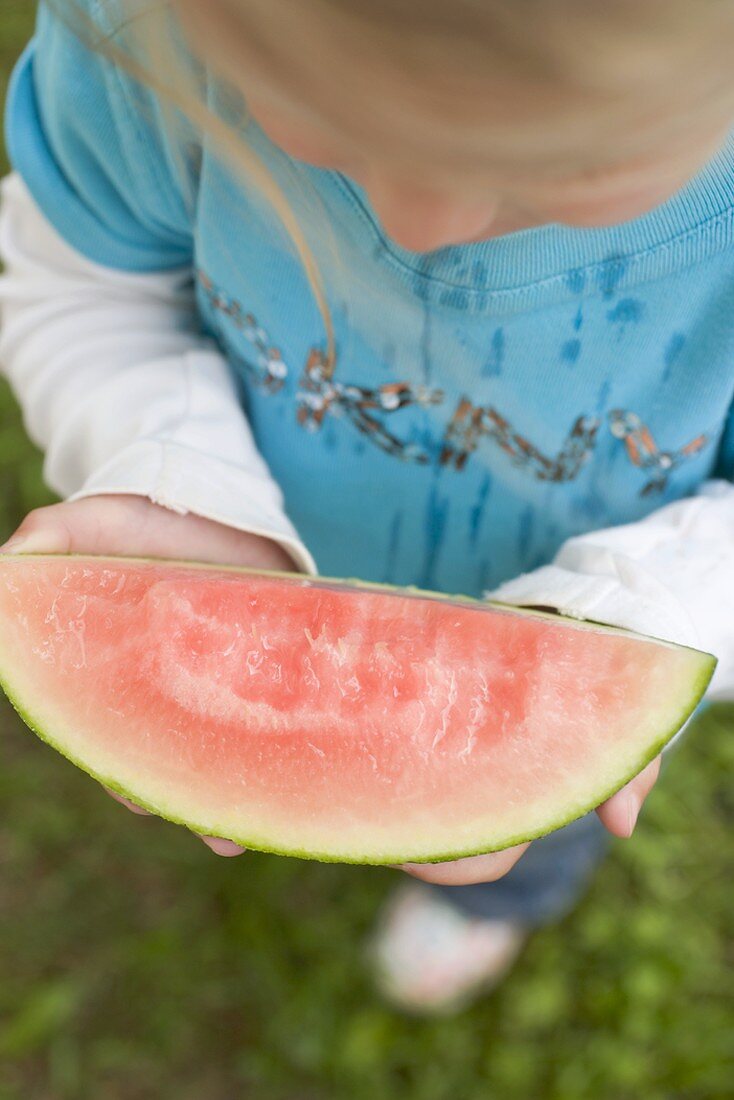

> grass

[{"left": 0, "top": 4, "right": 733, "bottom": 1098}]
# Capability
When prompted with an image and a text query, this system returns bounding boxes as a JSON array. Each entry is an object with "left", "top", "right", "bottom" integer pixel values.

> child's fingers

[
  {"left": 397, "top": 842, "right": 531, "bottom": 886},
  {"left": 196, "top": 835, "right": 247, "bottom": 857},
  {"left": 103, "top": 786, "right": 154, "bottom": 816},
  {"left": 1, "top": 502, "right": 80, "bottom": 555},
  {"left": 104, "top": 787, "right": 246, "bottom": 856},
  {"left": 595, "top": 755, "right": 661, "bottom": 838}
]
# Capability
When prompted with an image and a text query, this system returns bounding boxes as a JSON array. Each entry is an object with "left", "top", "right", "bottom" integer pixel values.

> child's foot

[{"left": 369, "top": 882, "right": 527, "bottom": 1014}]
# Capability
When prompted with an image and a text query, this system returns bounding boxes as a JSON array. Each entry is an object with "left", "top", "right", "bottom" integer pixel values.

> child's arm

[
  {"left": 0, "top": 175, "right": 314, "bottom": 575},
  {"left": 489, "top": 481, "right": 734, "bottom": 701}
]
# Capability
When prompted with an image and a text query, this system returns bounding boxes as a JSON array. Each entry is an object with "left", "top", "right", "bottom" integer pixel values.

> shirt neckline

[{"left": 324, "top": 131, "right": 734, "bottom": 306}]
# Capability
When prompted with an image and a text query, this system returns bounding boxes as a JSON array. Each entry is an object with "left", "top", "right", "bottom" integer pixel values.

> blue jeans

[{"left": 435, "top": 812, "right": 610, "bottom": 927}]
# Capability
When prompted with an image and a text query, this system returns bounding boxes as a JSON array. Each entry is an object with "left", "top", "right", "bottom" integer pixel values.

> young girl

[{"left": 1, "top": 0, "right": 733, "bottom": 1013}]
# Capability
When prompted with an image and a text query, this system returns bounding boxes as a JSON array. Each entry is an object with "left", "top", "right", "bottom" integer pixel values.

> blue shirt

[{"left": 6, "top": 1, "right": 734, "bottom": 597}]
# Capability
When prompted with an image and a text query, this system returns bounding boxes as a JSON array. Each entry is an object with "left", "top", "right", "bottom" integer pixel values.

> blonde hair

[{"left": 54, "top": 0, "right": 734, "bottom": 367}]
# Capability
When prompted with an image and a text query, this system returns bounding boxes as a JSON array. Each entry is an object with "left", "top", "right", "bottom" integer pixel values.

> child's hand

[
  {"left": 398, "top": 756, "right": 661, "bottom": 885},
  {"left": 1, "top": 494, "right": 297, "bottom": 857}
]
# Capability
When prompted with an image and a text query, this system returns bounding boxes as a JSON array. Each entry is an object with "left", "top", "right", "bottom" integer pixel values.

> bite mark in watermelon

[{"left": 0, "top": 555, "right": 716, "bottom": 864}]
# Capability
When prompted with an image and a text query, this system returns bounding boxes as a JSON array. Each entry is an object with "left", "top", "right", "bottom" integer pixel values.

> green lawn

[{"left": 0, "top": 5, "right": 733, "bottom": 1099}]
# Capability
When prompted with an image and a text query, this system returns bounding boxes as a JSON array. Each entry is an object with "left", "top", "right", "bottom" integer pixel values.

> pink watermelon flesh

[{"left": 0, "top": 555, "right": 715, "bottom": 864}]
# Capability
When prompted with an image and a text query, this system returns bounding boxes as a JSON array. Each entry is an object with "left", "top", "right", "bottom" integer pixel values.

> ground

[{"left": 0, "top": 5, "right": 732, "bottom": 1098}]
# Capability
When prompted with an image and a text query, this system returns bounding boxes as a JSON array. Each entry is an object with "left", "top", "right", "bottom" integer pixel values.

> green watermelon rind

[{"left": 0, "top": 553, "right": 718, "bottom": 865}]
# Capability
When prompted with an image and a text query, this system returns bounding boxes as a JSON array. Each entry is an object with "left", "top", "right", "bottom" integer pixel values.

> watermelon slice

[{"left": 0, "top": 554, "right": 715, "bottom": 864}]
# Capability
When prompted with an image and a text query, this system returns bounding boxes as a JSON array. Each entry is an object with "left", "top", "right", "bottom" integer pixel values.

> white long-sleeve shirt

[{"left": 1, "top": 173, "right": 733, "bottom": 699}]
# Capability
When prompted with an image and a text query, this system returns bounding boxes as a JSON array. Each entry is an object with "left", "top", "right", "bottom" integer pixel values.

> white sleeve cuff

[{"left": 488, "top": 560, "right": 700, "bottom": 648}]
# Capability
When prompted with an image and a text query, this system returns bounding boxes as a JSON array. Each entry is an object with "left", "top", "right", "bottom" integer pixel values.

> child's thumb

[{"left": 0, "top": 506, "right": 72, "bottom": 555}]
